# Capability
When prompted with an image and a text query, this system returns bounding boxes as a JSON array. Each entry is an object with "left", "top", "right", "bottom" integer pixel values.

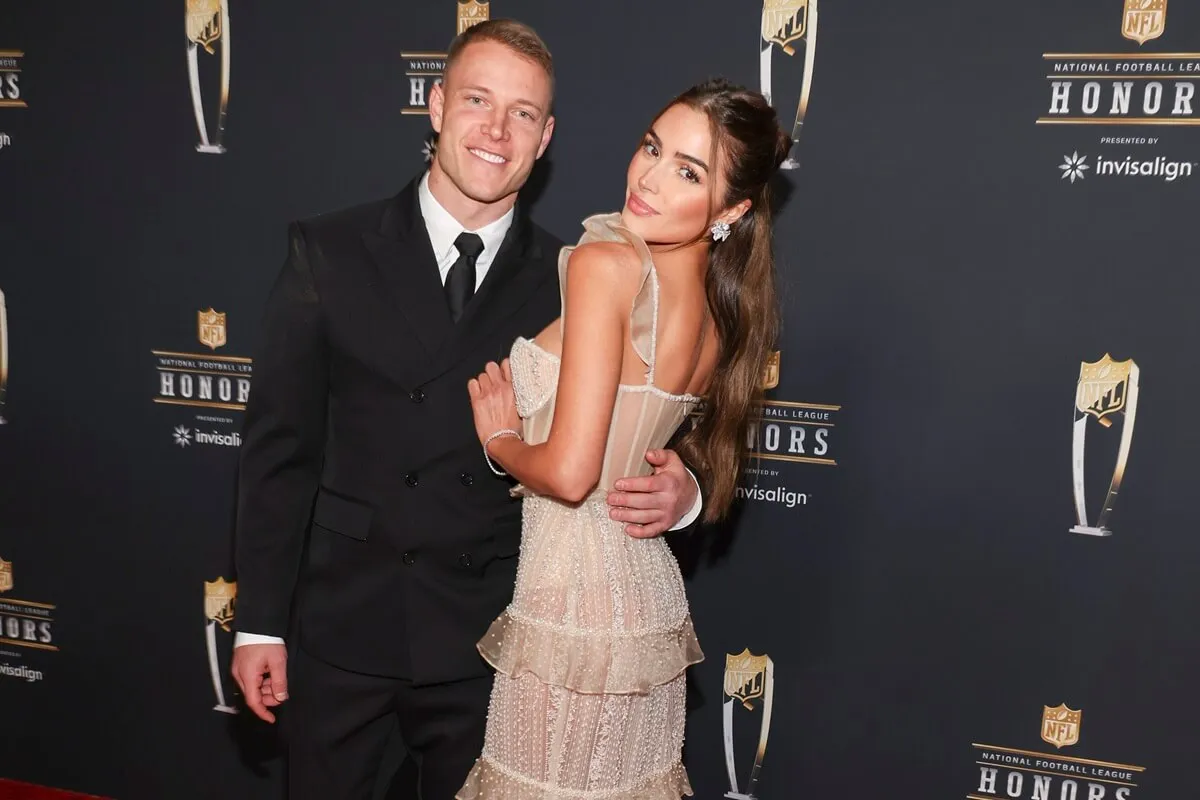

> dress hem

[{"left": 455, "top": 755, "right": 694, "bottom": 799}]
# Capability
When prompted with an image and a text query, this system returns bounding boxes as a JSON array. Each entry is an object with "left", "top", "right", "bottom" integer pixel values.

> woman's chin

[{"left": 619, "top": 211, "right": 653, "bottom": 238}]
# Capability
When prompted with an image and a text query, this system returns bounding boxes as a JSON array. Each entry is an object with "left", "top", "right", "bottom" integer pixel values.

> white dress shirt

[
  {"left": 234, "top": 174, "right": 701, "bottom": 649},
  {"left": 418, "top": 171, "right": 514, "bottom": 289}
]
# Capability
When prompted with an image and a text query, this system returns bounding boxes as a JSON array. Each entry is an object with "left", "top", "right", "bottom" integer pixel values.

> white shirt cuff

[
  {"left": 233, "top": 632, "right": 286, "bottom": 648},
  {"left": 670, "top": 468, "right": 703, "bottom": 531}
]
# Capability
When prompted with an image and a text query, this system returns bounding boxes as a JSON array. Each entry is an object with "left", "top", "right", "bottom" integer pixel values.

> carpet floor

[{"left": 0, "top": 780, "right": 112, "bottom": 799}]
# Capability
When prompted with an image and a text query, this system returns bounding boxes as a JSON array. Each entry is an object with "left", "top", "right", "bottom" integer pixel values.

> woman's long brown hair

[{"left": 664, "top": 79, "right": 790, "bottom": 523}]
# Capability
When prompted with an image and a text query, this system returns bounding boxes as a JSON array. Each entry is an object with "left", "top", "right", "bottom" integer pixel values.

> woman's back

[{"left": 515, "top": 213, "right": 713, "bottom": 490}]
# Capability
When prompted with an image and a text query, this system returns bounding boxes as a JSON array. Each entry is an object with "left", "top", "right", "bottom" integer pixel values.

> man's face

[{"left": 429, "top": 40, "right": 555, "bottom": 206}]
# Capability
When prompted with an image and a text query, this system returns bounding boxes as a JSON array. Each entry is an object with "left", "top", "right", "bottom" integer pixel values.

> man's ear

[
  {"left": 429, "top": 81, "right": 446, "bottom": 134},
  {"left": 536, "top": 115, "right": 556, "bottom": 160}
]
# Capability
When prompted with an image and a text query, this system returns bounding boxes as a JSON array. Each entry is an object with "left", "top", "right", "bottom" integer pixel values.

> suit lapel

[
  {"left": 360, "top": 177, "right": 553, "bottom": 386},
  {"left": 361, "top": 178, "right": 454, "bottom": 357}
]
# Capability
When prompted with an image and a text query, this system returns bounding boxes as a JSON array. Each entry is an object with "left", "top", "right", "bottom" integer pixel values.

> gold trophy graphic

[
  {"left": 0, "top": 287, "right": 8, "bottom": 425},
  {"left": 1070, "top": 354, "right": 1140, "bottom": 537},
  {"left": 723, "top": 649, "right": 775, "bottom": 799},
  {"left": 204, "top": 578, "right": 238, "bottom": 714},
  {"left": 760, "top": 0, "right": 819, "bottom": 169},
  {"left": 186, "top": 0, "right": 231, "bottom": 153}
]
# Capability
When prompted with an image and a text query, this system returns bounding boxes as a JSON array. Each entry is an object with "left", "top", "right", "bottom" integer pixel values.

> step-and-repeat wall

[{"left": 2, "top": 0, "right": 1198, "bottom": 797}]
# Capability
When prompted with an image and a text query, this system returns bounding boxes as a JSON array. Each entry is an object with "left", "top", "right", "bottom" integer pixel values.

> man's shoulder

[
  {"left": 292, "top": 196, "right": 393, "bottom": 239},
  {"left": 528, "top": 219, "right": 566, "bottom": 260}
]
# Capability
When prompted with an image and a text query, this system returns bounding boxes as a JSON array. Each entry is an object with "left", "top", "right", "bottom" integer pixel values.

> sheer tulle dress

[{"left": 456, "top": 214, "right": 704, "bottom": 799}]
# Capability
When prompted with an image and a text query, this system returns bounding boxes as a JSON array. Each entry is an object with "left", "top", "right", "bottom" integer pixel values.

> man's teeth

[{"left": 470, "top": 148, "right": 507, "bottom": 164}]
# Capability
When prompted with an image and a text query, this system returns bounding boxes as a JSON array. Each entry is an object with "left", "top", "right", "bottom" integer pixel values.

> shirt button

[
  {"left": 402, "top": 552, "right": 415, "bottom": 566},
  {"left": 459, "top": 553, "right": 473, "bottom": 568},
  {"left": 404, "top": 473, "right": 419, "bottom": 487},
  {"left": 460, "top": 472, "right": 474, "bottom": 486},
  {"left": 409, "top": 389, "right": 424, "bottom": 403}
]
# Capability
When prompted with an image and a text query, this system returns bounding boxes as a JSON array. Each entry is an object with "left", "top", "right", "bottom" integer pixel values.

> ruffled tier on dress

[
  {"left": 457, "top": 758, "right": 693, "bottom": 800},
  {"left": 476, "top": 608, "right": 703, "bottom": 696}
]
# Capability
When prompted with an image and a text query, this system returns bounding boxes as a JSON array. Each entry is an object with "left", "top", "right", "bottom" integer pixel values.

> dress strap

[
  {"left": 565, "top": 213, "right": 659, "bottom": 384},
  {"left": 555, "top": 245, "right": 571, "bottom": 341},
  {"left": 629, "top": 255, "right": 657, "bottom": 385}
]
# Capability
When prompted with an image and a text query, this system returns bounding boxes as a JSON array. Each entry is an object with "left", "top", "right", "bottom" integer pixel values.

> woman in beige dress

[{"left": 458, "top": 78, "right": 791, "bottom": 799}]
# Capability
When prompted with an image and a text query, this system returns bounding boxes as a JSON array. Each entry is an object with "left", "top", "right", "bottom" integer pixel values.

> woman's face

[{"left": 620, "top": 103, "right": 733, "bottom": 246}]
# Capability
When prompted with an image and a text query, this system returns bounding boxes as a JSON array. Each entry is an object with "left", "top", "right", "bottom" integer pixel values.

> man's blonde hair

[{"left": 445, "top": 19, "right": 555, "bottom": 100}]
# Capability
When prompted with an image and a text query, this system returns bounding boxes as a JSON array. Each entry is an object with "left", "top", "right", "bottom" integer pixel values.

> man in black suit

[{"left": 230, "top": 20, "right": 702, "bottom": 800}]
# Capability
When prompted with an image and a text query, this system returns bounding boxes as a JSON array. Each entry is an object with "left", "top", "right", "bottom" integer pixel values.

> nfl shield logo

[
  {"left": 186, "top": 0, "right": 223, "bottom": 52},
  {"left": 198, "top": 308, "right": 227, "bottom": 350},
  {"left": 204, "top": 577, "right": 237, "bottom": 631},
  {"left": 761, "top": 0, "right": 808, "bottom": 54},
  {"left": 0, "top": 558, "right": 11, "bottom": 593},
  {"left": 457, "top": 0, "right": 490, "bottom": 34},
  {"left": 1122, "top": 0, "right": 1166, "bottom": 45},
  {"left": 1041, "top": 704, "right": 1082, "bottom": 749},
  {"left": 724, "top": 649, "right": 770, "bottom": 710},
  {"left": 762, "top": 351, "right": 781, "bottom": 390},
  {"left": 1075, "top": 354, "right": 1133, "bottom": 427}
]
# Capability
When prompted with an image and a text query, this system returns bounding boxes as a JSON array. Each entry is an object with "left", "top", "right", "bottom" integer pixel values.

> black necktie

[{"left": 445, "top": 232, "right": 484, "bottom": 323}]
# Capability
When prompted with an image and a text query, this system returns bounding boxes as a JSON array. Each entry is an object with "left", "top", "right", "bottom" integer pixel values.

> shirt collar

[{"left": 418, "top": 171, "right": 515, "bottom": 262}]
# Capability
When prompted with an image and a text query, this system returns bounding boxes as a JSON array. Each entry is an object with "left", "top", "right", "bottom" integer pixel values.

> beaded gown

[{"left": 456, "top": 214, "right": 704, "bottom": 799}]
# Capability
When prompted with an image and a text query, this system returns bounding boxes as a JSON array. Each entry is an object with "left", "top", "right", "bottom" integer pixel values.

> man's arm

[
  {"left": 230, "top": 222, "right": 329, "bottom": 722},
  {"left": 606, "top": 445, "right": 703, "bottom": 538},
  {"left": 674, "top": 469, "right": 704, "bottom": 529},
  {"left": 234, "top": 221, "right": 328, "bottom": 638}
]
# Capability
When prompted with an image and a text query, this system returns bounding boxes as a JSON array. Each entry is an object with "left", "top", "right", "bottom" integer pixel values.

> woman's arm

[{"left": 469, "top": 242, "right": 636, "bottom": 502}]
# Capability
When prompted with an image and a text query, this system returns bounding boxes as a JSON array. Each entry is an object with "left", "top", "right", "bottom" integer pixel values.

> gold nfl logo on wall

[
  {"left": 1041, "top": 703, "right": 1082, "bottom": 749},
  {"left": 0, "top": 557, "right": 12, "bottom": 593},
  {"left": 457, "top": 0, "right": 489, "bottom": 34},
  {"left": 762, "top": 351, "right": 780, "bottom": 390},
  {"left": 762, "top": 0, "right": 807, "bottom": 52},
  {"left": 1122, "top": 0, "right": 1166, "bottom": 45},
  {"left": 197, "top": 308, "right": 227, "bottom": 350},
  {"left": 204, "top": 577, "right": 236, "bottom": 631}
]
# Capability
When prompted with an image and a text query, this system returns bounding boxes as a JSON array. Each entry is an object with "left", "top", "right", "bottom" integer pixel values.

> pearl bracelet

[{"left": 483, "top": 428, "right": 523, "bottom": 476}]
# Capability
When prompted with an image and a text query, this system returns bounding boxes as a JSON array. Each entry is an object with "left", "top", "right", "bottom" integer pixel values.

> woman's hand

[{"left": 468, "top": 359, "right": 522, "bottom": 448}]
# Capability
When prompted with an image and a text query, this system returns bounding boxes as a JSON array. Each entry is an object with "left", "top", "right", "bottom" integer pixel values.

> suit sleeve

[
  {"left": 234, "top": 222, "right": 329, "bottom": 638},
  {"left": 665, "top": 427, "right": 704, "bottom": 535}
]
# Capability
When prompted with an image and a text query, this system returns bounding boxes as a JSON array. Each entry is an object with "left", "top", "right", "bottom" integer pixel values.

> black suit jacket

[{"left": 234, "top": 175, "right": 564, "bottom": 684}]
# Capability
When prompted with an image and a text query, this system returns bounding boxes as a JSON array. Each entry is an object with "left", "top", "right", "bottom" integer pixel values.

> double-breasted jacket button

[
  {"left": 459, "top": 553, "right": 473, "bottom": 568},
  {"left": 402, "top": 552, "right": 416, "bottom": 566},
  {"left": 409, "top": 389, "right": 424, "bottom": 403},
  {"left": 404, "top": 473, "right": 419, "bottom": 487},
  {"left": 460, "top": 472, "right": 474, "bottom": 486}
]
